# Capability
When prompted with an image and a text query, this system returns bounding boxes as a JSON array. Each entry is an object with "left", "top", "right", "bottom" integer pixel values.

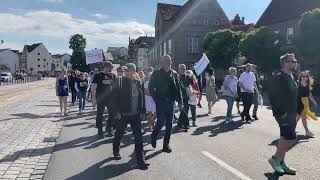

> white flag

[{"left": 194, "top": 53, "right": 210, "bottom": 76}]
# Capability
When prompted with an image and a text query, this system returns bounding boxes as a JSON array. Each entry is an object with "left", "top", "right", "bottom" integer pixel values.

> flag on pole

[{"left": 194, "top": 53, "right": 210, "bottom": 76}]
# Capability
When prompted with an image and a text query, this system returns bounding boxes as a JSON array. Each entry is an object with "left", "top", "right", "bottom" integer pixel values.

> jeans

[
  {"left": 71, "top": 88, "right": 77, "bottom": 104},
  {"left": 78, "top": 91, "right": 87, "bottom": 111},
  {"left": 113, "top": 114, "right": 144, "bottom": 163},
  {"left": 152, "top": 100, "right": 174, "bottom": 148},
  {"left": 96, "top": 99, "right": 115, "bottom": 134},
  {"left": 241, "top": 92, "right": 254, "bottom": 119},
  {"left": 224, "top": 96, "right": 235, "bottom": 118},
  {"left": 178, "top": 98, "right": 189, "bottom": 128},
  {"left": 189, "top": 104, "right": 196, "bottom": 122}
]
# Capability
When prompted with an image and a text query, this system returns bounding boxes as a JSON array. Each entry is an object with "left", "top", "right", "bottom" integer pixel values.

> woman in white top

[
  {"left": 144, "top": 67, "right": 156, "bottom": 132},
  {"left": 222, "top": 67, "right": 238, "bottom": 123}
]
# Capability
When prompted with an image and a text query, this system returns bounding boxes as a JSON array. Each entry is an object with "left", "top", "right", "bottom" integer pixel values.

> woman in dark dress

[
  {"left": 297, "top": 71, "right": 318, "bottom": 137},
  {"left": 56, "top": 69, "right": 69, "bottom": 116}
]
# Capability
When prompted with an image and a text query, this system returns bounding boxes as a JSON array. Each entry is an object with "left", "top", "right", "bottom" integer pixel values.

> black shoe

[
  {"left": 246, "top": 117, "right": 253, "bottom": 121},
  {"left": 113, "top": 153, "right": 121, "bottom": 160},
  {"left": 137, "top": 162, "right": 149, "bottom": 170},
  {"left": 183, "top": 128, "right": 188, "bottom": 132},
  {"left": 240, "top": 114, "right": 245, "bottom": 121},
  {"left": 162, "top": 146, "right": 172, "bottom": 153},
  {"left": 98, "top": 133, "right": 104, "bottom": 139},
  {"left": 151, "top": 135, "right": 156, "bottom": 148},
  {"left": 105, "top": 128, "right": 113, "bottom": 136},
  {"left": 192, "top": 122, "right": 197, "bottom": 127},
  {"left": 252, "top": 115, "right": 259, "bottom": 120}
]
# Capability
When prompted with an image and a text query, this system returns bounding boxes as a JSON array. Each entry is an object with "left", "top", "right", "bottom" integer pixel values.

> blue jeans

[
  {"left": 78, "top": 91, "right": 87, "bottom": 111},
  {"left": 224, "top": 96, "right": 235, "bottom": 118},
  {"left": 152, "top": 100, "right": 174, "bottom": 147}
]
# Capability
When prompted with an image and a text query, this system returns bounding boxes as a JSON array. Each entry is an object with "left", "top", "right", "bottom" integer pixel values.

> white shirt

[{"left": 239, "top": 72, "right": 256, "bottom": 93}]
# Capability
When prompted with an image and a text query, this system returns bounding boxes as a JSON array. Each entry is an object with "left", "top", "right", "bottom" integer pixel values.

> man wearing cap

[
  {"left": 239, "top": 63, "right": 259, "bottom": 123},
  {"left": 149, "top": 55, "right": 183, "bottom": 153},
  {"left": 112, "top": 63, "right": 149, "bottom": 170},
  {"left": 91, "top": 61, "right": 117, "bottom": 138},
  {"left": 267, "top": 53, "right": 302, "bottom": 175}
]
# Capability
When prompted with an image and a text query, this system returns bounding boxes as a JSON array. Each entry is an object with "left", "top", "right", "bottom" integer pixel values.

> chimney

[
  {"left": 129, "top": 36, "right": 131, "bottom": 42},
  {"left": 242, "top": 17, "right": 245, "bottom": 23}
]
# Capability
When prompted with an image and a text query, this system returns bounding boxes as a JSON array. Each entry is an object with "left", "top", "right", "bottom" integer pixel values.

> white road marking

[{"left": 201, "top": 151, "right": 252, "bottom": 180}]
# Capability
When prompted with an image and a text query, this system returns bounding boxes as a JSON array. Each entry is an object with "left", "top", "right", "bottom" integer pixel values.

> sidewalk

[{"left": 0, "top": 80, "right": 64, "bottom": 179}]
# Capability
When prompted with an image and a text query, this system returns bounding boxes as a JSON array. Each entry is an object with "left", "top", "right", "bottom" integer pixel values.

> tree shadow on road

[{"left": 191, "top": 119, "right": 245, "bottom": 137}]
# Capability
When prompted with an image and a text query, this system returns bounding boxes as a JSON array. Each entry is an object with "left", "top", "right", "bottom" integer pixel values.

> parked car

[{"left": 1, "top": 72, "right": 13, "bottom": 82}]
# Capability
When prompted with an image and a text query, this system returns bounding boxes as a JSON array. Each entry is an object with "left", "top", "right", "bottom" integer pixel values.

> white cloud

[
  {"left": 92, "top": 13, "right": 109, "bottom": 19},
  {"left": 0, "top": 10, "right": 154, "bottom": 50}
]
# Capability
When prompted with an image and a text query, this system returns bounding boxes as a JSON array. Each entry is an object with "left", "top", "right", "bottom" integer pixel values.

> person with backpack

[
  {"left": 112, "top": 63, "right": 149, "bottom": 170},
  {"left": 75, "top": 72, "right": 90, "bottom": 114},
  {"left": 91, "top": 61, "right": 117, "bottom": 138}
]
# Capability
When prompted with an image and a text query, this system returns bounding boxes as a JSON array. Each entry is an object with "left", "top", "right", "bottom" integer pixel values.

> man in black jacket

[
  {"left": 267, "top": 53, "right": 303, "bottom": 175},
  {"left": 149, "top": 55, "right": 183, "bottom": 153},
  {"left": 112, "top": 63, "right": 149, "bottom": 170}
]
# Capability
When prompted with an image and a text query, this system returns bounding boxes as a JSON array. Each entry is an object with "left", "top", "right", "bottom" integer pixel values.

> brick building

[
  {"left": 256, "top": 0, "right": 320, "bottom": 68},
  {"left": 153, "top": 0, "right": 231, "bottom": 69}
]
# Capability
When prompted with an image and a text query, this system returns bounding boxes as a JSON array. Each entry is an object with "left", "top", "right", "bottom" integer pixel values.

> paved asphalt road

[{"left": 41, "top": 90, "right": 320, "bottom": 180}]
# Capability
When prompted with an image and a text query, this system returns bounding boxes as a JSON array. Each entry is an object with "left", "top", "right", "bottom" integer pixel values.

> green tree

[
  {"left": 204, "top": 29, "right": 245, "bottom": 69},
  {"left": 296, "top": 8, "right": 320, "bottom": 61},
  {"left": 69, "top": 34, "right": 88, "bottom": 71},
  {"left": 69, "top": 34, "right": 87, "bottom": 51},
  {"left": 239, "top": 27, "right": 283, "bottom": 73}
]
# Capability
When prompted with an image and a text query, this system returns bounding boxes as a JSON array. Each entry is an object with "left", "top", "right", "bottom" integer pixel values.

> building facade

[
  {"left": 107, "top": 47, "right": 128, "bottom": 61},
  {"left": 51, "top": 53, "right": 71, "bottom": 71},
  {"left": 128, "top": 36, "right": 155, "bottom": 68},
  {"left": 21, "top": 43, "right": 52, "bottom": 75},
  {"left": 153, "top": 0, "right": 231, "bottom": 69},
  {"left": 0, "top": 49, "right": 19, "bottom": 74},
  {"left": 256, "top": 0, "right": 320, "bottom": 59}
]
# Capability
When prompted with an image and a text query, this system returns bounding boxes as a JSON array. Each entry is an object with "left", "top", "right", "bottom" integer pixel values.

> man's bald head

[{"left": 162, "top": 55, "right": 172, "bottom": 72}]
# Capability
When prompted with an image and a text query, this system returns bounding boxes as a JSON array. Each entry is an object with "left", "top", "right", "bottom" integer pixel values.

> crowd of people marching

[{"left": 55, "top": 53, "right": 318, "bottom": 174}]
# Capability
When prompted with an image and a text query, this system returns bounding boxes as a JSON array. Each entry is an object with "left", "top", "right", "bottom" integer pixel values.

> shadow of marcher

[
  {"left": 211, "top": 116, "right": 227, "bottom": 122},
  {"left": 269, "top": 135, "right": 311, "bottom": 151},
  {"left": 264, "top": 172, "right": 281, "bottom": 180},
  {"left": 66, "top": 157, "right": 136, "bottom": 180},
  {"left": 191, "top": 120, "right": 245, "bottom": 136}
]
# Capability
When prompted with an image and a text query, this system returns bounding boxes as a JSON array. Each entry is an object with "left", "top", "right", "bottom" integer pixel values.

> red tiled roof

[{"left": 256, "top": 0, "right": 320, "bottom": 27}]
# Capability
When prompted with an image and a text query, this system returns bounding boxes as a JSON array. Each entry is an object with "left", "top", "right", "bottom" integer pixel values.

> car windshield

[{"left": 1, "top": 74, "right": 8, "bottom": 76}]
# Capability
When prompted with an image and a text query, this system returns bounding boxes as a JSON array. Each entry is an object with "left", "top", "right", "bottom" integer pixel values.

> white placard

[
  {"left": 86, "top": 49, "right": 103, "bottom": 65},
  {"left": 194, "top": 53, "right": 210, "bottom": 76}
]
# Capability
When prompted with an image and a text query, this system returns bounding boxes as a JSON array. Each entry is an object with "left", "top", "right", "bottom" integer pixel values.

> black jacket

[
  {"left": 267, "top": 70, "right": 304, "bottom": 117},
  {"left": 113, "top": 77, "right": 146, "bottom": 115},
  {"left": 148, "top": 69, "right": 182, "bottom": 104}
]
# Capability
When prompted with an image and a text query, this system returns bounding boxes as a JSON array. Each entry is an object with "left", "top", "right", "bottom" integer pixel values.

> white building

[
  {"left": 21, "top": 43, "right": 52, "bottom": 75},
  {"left": 51, "top": 53, "right": 71, "bottom": 71},
  {"left": 0, "top": 49, "right": 19, "bottom": 74},
  {"left": 137, "top": 47, "right": 149, "bottom": 70}
]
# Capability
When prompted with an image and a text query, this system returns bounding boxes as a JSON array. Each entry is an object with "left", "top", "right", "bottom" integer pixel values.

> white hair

[
  {"left": 229, "top": 67, "right": 237, "bottom": 73},
  {"left": 162, "top": 54, "right": 171, "bottom": 62}
]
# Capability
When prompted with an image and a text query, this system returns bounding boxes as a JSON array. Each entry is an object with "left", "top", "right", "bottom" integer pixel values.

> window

[
  {"left": 47, "top": 63, "right": 49, "bottom": 65},
  {"left": 163, "top": 42, "right": 167, "bottom": 55},
  {"left": 60, "top": 60, "right": 62, "bottom": 62},
  {"left": 168, "top": 39, "right": 172, "bottom": 54},
  {"left": 287, "top": 27, "right": 294, "bottom": 44},
  {"left": 44, "top": 65, "right": 46, "bottom": 68},
  {"left": 37, "top": 53, "right": 40, "bottom": 55},
  {"left": 38, "top": 65, "right": 40, "bottom": 68},
  {"left": 57, "top": 64, "right": 60, "bottom": 67},
  {"left": 216, "top": 19, "right": 221, "bottom": 25},
  {"left": 192, "top": 19, "right": 197, "bottom": 25},
  {"left": 159, "top": 45, "right": 163, "bottom": 56},
  {"left": 44, "top": 59, "right": 46, "bottom": 61},
  {"left": 38, "top": 59, "right": 40, "bottom": 61},
  {"left": 187, "top": 36, "right": 199, "bottom": 53},
  {"left": 204, "top": 19, "right": 209, "bottom": 25}
]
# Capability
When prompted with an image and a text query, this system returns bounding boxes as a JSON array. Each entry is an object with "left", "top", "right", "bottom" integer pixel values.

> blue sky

[{"left": 0, "top": 0, "right": 271, "bottom": 54}]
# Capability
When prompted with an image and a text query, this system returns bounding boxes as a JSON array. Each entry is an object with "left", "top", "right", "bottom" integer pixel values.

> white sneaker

[{"left": 306, "top": 130, "right": 315, "bottom": 137}]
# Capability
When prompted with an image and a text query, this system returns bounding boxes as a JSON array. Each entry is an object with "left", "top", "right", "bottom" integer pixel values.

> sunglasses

[{"left": 285, "top": 60, "right": 297, "bottom": 64}]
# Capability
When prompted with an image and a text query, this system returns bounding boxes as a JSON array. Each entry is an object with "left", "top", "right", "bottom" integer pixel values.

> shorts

[{"left": 275, "top": 113, "right": 297, "bottom": 140}]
